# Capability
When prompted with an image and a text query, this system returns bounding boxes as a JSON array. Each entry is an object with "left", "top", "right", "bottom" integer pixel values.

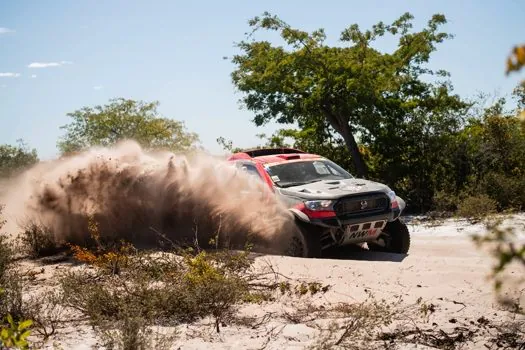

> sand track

[{"left": 25, "top": 214, "right": 524, "bottom": 349}]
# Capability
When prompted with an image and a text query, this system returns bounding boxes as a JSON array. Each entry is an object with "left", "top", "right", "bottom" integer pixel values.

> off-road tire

[
  {"left": 368, "top": 219, "right": 410, "bottom": 254},
  {"left": 285, "top": 220, "right": 322, "bottom": 258}
]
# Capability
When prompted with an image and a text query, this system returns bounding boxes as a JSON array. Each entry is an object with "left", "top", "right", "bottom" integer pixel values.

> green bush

[
  {"left": 19, "top": 221, "right": 59, "bottom": 258},
  {"left": 479, "top": 172, "right": 525, "bottom": 211},
  {"left": 431, "top": 190, "right": 459, "bottom": 213},
  {"left": 457, "top": 194, "right": 498, "bottom": 221},
  {"left": 0, "top": 237, "right": 12, "bottom": 285},
  {"left": 0, "top": 206, "right": 34, "bottom": 350},
  {"left": 0, "top": 206, "right": 11, "bottom": 280},
  {"left": 0, "top": 206, "right": 21, "bottom": 319},
  {"left": 0, "top": 312, "right": 32, "bottom": 350},
  {"left": 56, "top": 248, "right": 261, "bottom": 347},
  {"left": 55, "top": 236, "right": 331, "bottom": 349}
]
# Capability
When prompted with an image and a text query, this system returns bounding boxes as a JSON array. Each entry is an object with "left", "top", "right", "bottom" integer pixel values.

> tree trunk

[
  {"left": 321, "top": 107, "right": 368, "bottom": 178},
  {"left": 340, "top": 126, "right": 368, "bottom": 179}
]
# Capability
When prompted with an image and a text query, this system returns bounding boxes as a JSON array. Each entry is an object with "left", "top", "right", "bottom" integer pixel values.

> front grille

[{"left": 334, "top": 193, "right": 390, "bottom": 219}]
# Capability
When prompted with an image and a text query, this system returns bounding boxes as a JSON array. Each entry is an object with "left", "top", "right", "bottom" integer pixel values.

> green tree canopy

[
  {"left": 57, "top": 98, "right": 200, "bottom": 155},
  {"left": 230, "top": 11, "right": 468, "bottom": 178},
  {"left": 0, "top": 140, "right": 39, "bottom": 178}
]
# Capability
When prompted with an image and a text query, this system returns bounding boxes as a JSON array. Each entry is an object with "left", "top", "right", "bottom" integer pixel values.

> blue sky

[{"left": 0, "top": 0, "right": 524, "bottom": 160}]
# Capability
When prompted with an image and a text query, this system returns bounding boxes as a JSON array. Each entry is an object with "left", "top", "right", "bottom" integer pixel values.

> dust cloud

[{"left": 0, "top": 140, "right": 296, "bottom": 254}]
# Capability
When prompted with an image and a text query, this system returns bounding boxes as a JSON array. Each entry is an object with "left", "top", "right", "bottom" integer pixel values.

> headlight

[{"left": 304, "top": 200, "right": 334, "bottom": 211}]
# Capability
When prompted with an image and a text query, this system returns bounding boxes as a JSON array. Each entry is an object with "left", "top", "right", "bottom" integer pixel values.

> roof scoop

[{"left": 277, "top": 154, "right": 301, "bottom": 160}]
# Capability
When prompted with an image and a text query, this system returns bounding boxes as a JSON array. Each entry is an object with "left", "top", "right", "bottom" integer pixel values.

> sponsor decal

[{"left": 345, "top": 228, "right": 378, "bottom": 240}]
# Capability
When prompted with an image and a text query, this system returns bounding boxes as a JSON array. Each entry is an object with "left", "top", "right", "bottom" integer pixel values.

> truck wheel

[
  {"left": 368, "top": 219, "right": 410, "bottom": 254},
  {"left": 285, "top": 220, "right": 322, "bottom": 258}
]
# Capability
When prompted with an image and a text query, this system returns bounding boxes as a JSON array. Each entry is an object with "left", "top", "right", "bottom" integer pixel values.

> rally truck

[{"left": 227, "top": 148, "right": 410, "bottom": 258}]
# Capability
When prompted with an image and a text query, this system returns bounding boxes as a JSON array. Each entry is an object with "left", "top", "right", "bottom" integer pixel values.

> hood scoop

[
  {"left": 326, "top": 181, "right": 341, "bottom": 190},
  {"left": 298, "top": 188, "right": 324, "bottom": 194},
  {"left": 326, "top": 181, "right": 341, "bottom": 185}
]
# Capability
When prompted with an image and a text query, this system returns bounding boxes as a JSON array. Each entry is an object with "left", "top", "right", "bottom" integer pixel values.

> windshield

[{"left": 265, "top": 159, "right": 354, "bottom": 188}]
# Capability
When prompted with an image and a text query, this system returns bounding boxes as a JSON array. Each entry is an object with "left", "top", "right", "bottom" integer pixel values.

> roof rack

[{"left": 241, "top": 148, "right": 306, "bottom": 158}]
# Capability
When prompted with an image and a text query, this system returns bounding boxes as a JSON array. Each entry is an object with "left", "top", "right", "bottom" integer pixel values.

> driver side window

[
  {"left": 312, "top": 161, "right": 343, "bottom": 177},
  {"left": 312, "top": 161, "right": 331, "bottom": 175},
  {"left": 326, "top": 164, "right": 343, "bottom": 176}
]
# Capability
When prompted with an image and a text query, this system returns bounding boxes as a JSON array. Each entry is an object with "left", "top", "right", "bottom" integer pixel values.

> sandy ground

[{"left": 22, "top": 214, "right": 525, "bottom": 349}]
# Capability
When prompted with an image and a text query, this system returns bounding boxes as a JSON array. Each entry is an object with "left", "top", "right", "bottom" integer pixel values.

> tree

[
  {"left": 257, "top": 83, "right": 470, "bottom": 211},
  {"left": 465, "top": 45, "right": 525, "bottom": 297},
  {"left": 230, "top": 11, "right": 465, "bottom": 178},
  {"left": 257, "top": 126, "right": 358, "bottom": 175},
  {"left": 216, "top": 136, "right": 243, "bottom": 153},
  {"left": 0, "top": 140, "right": 39, "bottom": 178},
  {"left": 57, "top": 98, "right": 199, "bottom": 155}
]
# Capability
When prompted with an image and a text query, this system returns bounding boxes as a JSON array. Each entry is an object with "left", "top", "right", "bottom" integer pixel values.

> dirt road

[
  {"left": 174, "top": 214, "right": 525, "bottom": 349},
  {"left": 37, "top": 214, "right": 525, "bottom": 349},
  {"left": 273, "top": 214, "right": 525, "bottom": 306}
]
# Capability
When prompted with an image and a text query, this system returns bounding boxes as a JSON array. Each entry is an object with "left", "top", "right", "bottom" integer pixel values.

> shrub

[
  {"left": 18, "top": 221, "right": 59, "bottom": 258},
  {"left": 0, "top": 206, "right": 12, "bottom": 281},
  {"left": 431, "top": 190, "right": 459, "bottom": 214},
  {"left": 68, "top": 217, "right": 136, "bottom": 275},
  {"left": 0, "top": 274, "right": 23, "bottom": 323},
  {"left": 0, "top": 206, "right": 23, "bottom": 319},
  {"left": 0, "top": 206, "right": 34, "bottom": 350},
  {"left": 0, "top": 312, "right": 32, "bottom": 350},
  {"left": 55, "top": 226, "right": 331, "bottom": 348},
  {"left": 302, "top": 291, "right": 397, "bottom": 349},
  {"left": 55, "top": 247, "right": 254, "bottom": 347},
  {"left": 98, "top": 315, "right": 163, "bottom": 350},
  {"left": 0, "top": 237, "right": 12, "bottom": 285},
  {"left": 59, "top": 249, "right": 256, "bottom": 325},
  {"left": 457, "top": 194, "right": 498, "bottom": 221},
  {"left": 479, "top": 172, "right": 525, "bottom": 211}
]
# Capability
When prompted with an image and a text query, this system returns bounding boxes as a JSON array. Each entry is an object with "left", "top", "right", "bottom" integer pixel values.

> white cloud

[
  {"left": 28, "top": 62, "right": 59, "bottom": 68},
  {"left": 28, "top": 61, "right": 73, "bottom": 68},
  {"left": 31, "top": 74, "right": 37, "bottom": 78},
  {"left": 0, "top": 27, "right": 14, "bottom": 34},
  {"left": 93, "top": 85, "right": 103, "bottom": 90},
  {"left": 0, "top": 72, "right": 20, "bottom": 78}
]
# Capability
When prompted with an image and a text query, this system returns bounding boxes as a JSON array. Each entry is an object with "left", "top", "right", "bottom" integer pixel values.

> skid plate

[{"left": 339, "top": 220, "right": 386, "bottom": 245}]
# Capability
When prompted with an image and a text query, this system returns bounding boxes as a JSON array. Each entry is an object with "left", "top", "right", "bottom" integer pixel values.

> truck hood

[{"left": 278, "top": 178, "right": 390, "bottom": 200}]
